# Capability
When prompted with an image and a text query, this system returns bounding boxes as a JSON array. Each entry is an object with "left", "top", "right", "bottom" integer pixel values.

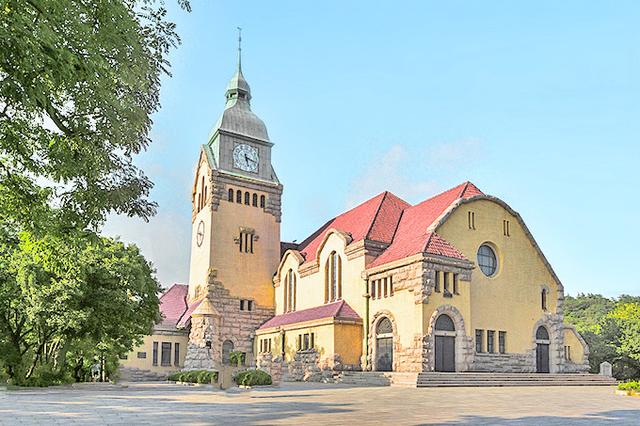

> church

[{"left": 120, "top": 51, "right": 590, "bottom": 381}]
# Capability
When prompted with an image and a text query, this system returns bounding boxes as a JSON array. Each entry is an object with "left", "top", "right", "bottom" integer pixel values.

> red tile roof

[
  {"left": 368, "top": 181, "right": 481, "bottom": 268},
  {"left": 257, "top": 300, "right": 361, "bottom": 330},
  {"left": 297, "top": 191, "right": 411, "bottom": 263},
  {"left": 176, "top": 297, "right": 204, "bottom": 328},
  {"left": 159, "top": 284, "right": 189, "bottom": 327}
]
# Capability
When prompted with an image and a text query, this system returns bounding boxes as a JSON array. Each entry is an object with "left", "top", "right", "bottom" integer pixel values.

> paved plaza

[{"left": 0, "top": 382, "right": 639, "bottom": 425}]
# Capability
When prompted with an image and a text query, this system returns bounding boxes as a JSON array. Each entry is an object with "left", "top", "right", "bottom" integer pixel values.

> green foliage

[
  {"left": 168, "top": 370, "right": 217, "bottom": 384},
  {"left": 0, "top": 228, "right": 161, "bottom": 386},
  {"left": 564, "top": 294, "right": 640, "bottom": 380},
  {"left": 0, "top": 0, "right": 189, "bottom": 232},
  {"left": 229, "top": 351, "right": 245, "bottom": 368},
  {"left": 618, "top": 381, "right": 640, "bottom": 392},
  {"left": 234, "top": 369, "right": 272, "bottom": 387}
]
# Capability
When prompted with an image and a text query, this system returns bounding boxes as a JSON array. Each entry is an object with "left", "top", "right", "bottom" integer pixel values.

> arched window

[
  {"left": 260, "top": 195, "right": 266, "bottom": 208},
  {"left": 435, "top": 315, "right": 455, "bottom": 332},
  {"left": 244, "top": 192, "right": 250, "bottom": 205},
  {"left": 376, "top": 317, "right": 393, "bottom": 335},
  {"left": 228, "top": 188, "right": 234, "bottom": 201},
  {"left": 203, "top": 186, "right": 207, "bottom": 205},
  {"left": 324, "top": 251, "right": 342, "bottom": 303},
  {"left": 236, "top": 190, "right": 242, "bottom": 203},
  {"left": 222, "top": 340, "right": 234, "bottom": 365},
  {"left": 541, "top": 288, "right": 548, "bottom": 311},
  {"left": 284, "top": 269, "right": 296, "bottom": 312},
  {"left": 536, "top": 326, "right": 550, "bottom": 341},
  {"left": 252, "top": 193, "right": 258, "bottom": 207},
  {"left": 197, "top": 193, "right": 201, "bottom": 211}
]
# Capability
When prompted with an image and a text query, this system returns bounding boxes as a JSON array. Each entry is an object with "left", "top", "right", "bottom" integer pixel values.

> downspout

[{"left": 362, "top": 272, "right": 370, "bottom": 371}]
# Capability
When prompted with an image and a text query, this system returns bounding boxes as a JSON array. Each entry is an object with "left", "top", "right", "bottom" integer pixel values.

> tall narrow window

[
  {"left": 325, "top": 251, "right": 342, "bottom": 303},
  {"left": 228, "top": 188, "right": 234, "bottom": 201},
  {"left": 260, "top": 195, "right": 266, "bottom": 208},
  {"left": 236, "top": 190, "right": 242, "bottom": 203},
  {"left": 453, "top": 274, "right": 459, "bottom": 295},
  {"left": 174, "top": 343, "right": 180, "bottom": 366},
  {"left": 383, "top": 278, "right": 388, "bottom": 298},
  {"left": 244, "top": 192, "right": 250, "bottom": 205},
  {"left": 152, "top": 342, "right": 158, "bottom": 366},
  {"left": 285, "top": 269, "right": 296, "bottom": 312},
  {"left": 370, "top": 280, "right": 376, "bottom": 299},
  {"left": 389, "top": 276, "right": 394, "bottom": 296},
  {"left": 503, "top": 220, "right": 511, "bottom": 236},
  {"left": 239, "top": 230, "right": 255, "bottom": 254},
  {"left": 541, "top": 288, "right": 548, "bottom": 311},
  {"left": 487, "top": 330, "right": 495, "bottom": 354},
  {"left": 434, "top": 271, "right": 441, "bottom": 292},
  {"left": 443, "top": 272, "right": 450, "bottom": 294},
  {"left": 252, "top": 193, "right": 258, "bottom": 207},
  {"left": 498, "top": 331, "right": 506, "bottom": 354},
  {"left": 475, "top": 330, "right": 483, "bottom": 353},
  {"left": 468, "top": 211, "right": 476, "bottom": 229},
  {"left": 204, "top": 186, "right": 207, "bottom": 205}
]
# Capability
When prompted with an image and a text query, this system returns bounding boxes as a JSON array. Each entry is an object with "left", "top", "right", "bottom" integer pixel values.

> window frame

[
  {"left": 487, "top": 330, "right": 495, "bottom": 354},
  {"left": 152, "top": 342, "right": 158, "bottom": 366},
  {"left": 161, "top": 342, "right": 172, "bottom": 367},
  {"left": 475, "top": 329, "right": 484, "bottom": 353},
  {"left": 477, "top": 244, "right": 498, "bottom": 277}
]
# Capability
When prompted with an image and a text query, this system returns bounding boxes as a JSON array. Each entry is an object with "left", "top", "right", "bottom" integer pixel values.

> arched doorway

[
  {"left": 375, "top": 317, "right": 393, "bottom": 371},
  {"left": 435, "top": 314, "right": 456, "bottom": 372},
  {"left": 535, "top": 326, "right": 550, "bottom": 373},
  {"left": 222, "top": 340, "right": 234, "bottom": 365}
]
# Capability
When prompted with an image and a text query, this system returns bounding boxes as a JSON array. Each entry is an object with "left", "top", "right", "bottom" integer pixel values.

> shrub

[
  {"left": 234, "top": 369, "right": 272, "bottom": 386},
  {"left": 618, "top": 381, "right": 640, "bottom": 392},
  {"left": 168, "top": 370, "right": 217, "bottom": 384}
]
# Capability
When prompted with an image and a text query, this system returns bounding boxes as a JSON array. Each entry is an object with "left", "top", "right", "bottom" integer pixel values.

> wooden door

[
  {"left": 376, "top": 337, "right": 393, "bottom": 372},
  {"left": 435, "top": 335, "right": 456, "bottom": 372},
  {"left": 536, "top": 343, "right": 550, "bottom": 373}
]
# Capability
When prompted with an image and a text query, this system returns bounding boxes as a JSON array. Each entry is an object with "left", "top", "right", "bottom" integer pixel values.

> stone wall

[
  {"left": 470, "top": 353, "right": 534, "bottom": 372},
  {"left": 393, "top": 334, "right": 424, "bottom": 372},
  {"left": 256, "top": 353, "right": 284, "bottom": 383},
  {"left": 184, "top": 271, "right": 275, "bottom": 370}
]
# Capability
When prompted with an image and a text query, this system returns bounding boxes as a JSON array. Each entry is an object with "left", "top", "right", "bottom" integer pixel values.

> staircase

[
  {"left": 118, "top": 367, "right": 171, "bottom": 382},
  {"left": 340, "top": 372, "right": 617, "bottom": 388},
  {"left": 416, "top": 372, "right": 617, "bottom": 388}
]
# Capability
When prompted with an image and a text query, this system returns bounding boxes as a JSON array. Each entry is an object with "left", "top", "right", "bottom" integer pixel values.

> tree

[
  {"left": 0, "top": 227, "right": 161, "bottom": 385},
  {"left": 564, "top": 294, "right": 640, "bottom": 380},
  {"left": 610, "top": 303, "right": 640, "bottom": 363},
  {"left": 0, "top": 0, "right": 189, "bottom": 231}
]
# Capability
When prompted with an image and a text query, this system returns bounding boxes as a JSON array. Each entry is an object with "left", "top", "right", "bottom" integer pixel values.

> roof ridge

[
  {"left": 364, "top": 191, "right": 389, "bottom": 241},
  {"left": 459, "top": 181, "right": 470, "bottom": 198}
]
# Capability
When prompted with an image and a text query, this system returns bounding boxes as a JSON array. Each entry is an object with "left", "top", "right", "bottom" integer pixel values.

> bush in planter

[
  {"left": 234, "top": 369, "right": 272, "bottom": 386},
  {"left": 168, "top": 370, "right": 217, "bottom": 384}
]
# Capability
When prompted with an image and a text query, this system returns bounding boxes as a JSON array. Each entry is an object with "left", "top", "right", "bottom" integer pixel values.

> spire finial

[{"left": 237, "top": 27, "right": 242, "bottom": 72}]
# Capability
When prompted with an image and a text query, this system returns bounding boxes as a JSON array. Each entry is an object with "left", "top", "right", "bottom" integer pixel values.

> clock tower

[
  {"left": 188, "top": 47, "right": 282, "bottom": 306},
  {"left": 183, "top": 43, "right": 282, "bottom": 369}
]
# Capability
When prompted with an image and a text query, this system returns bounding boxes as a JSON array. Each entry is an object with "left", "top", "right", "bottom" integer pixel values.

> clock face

[
  {"left": 233, "top": 143, "right": 259, "bottom": 173},
  {"left": 196, "top": 220, "right": 205, "bottom": 247}
]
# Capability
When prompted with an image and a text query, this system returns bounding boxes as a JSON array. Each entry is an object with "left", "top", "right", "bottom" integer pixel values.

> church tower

[
  {"left": 188, "top": 42, "right": 282, "bottom": 307},
  {"left": 184, "top": 38, "right": 281, "bottom": 369}
]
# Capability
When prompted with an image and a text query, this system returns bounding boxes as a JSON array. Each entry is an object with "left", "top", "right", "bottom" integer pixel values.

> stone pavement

[{"left": 0, "top": 382, "right": 639, "bottom": 425}]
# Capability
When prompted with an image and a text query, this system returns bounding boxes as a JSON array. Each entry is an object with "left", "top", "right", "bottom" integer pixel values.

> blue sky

[{"left": 104, "top": 1, "right": 639, "bottom": 297}]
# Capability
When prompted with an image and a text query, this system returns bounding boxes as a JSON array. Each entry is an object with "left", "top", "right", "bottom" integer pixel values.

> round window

[{"left": 477, "top": 244, "right": 498, "bottom": 277}]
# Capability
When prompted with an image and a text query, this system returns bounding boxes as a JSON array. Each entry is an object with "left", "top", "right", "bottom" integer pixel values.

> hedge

[
  {"left": 234, "top": 369, "right": 272, "bottom": 386},
  {"left": 618, "top": 381, "right": 640, "bottom": 392},
  {"left": 168, "top": 370, "right": 218, "bottom": 384}
]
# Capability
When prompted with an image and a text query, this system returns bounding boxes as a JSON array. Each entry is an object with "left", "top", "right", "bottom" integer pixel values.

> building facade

[{"left": 123, "top": 55, "right": 589, "bottom": 380}]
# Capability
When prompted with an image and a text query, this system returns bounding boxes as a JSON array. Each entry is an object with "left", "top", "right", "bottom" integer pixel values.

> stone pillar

[
  {"left": 183, "top": 298, "right": 222, "bottom": 371},
  {"left": 599, "top": 361, "right": 612, "bottom": 377}
]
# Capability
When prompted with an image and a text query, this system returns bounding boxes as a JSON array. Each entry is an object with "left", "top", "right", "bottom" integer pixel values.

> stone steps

[
  {"left": 340, "top": 372, "right": 616, "bottom": 388},
  {"left": 119, "top": 367, "right": 171, "bottom": 382},
  {"left": 416, "top": 373, "right": 616, "bottom": 388}
]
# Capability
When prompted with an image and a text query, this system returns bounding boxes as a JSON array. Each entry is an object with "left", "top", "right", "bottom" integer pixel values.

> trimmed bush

[
  {"left": 168, "top": 370, "right": 217, "bottom": 384},
  {"left": 618, "top": 381, "right": 640, "bottom": 392},
  {"left": 234, "top": 369, "right": 272, "bottom": 386}
]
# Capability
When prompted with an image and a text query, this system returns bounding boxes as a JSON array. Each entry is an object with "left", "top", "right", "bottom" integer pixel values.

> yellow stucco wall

[
  {"left": 436, "top": 198, "right": 560, "bottom": 353},
  {"left": 370, "top": 283, "right": 422, "bottom": 349},
  {"left": 333, "top": 323, "right": 363, "bottom": 365},
  {"left": 121, "top": 333, "right": 188, "bottom": 372},
  {"left": 563, "top": 328, "right": 585, "bottom": 362}
]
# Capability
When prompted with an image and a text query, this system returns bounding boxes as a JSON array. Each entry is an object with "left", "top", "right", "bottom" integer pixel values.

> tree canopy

[{"left": 0, "top": 0, "right": 188, "bottom": 231}]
